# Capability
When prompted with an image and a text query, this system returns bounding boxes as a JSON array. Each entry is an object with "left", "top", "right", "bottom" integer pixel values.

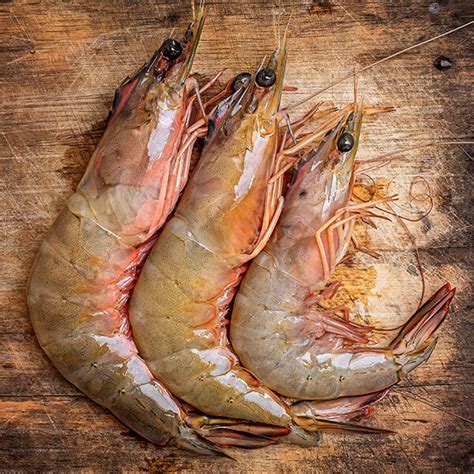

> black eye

[
  {"left": 337, "top": 132, "right": 354, "bottom": 152},
  {"left": 232, "top": 72, "right": 251, "bottom": 92},
  {"left": 256, "top": 68, "right": 276, "bottom": 88},
  {"left": 162, "top": 39, "right": 183, "bottom": 60}
]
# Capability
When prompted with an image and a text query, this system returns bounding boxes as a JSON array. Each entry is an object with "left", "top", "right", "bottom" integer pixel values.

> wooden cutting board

[{"left": 1, "top": 1, "right": 472, "bottom": 471}]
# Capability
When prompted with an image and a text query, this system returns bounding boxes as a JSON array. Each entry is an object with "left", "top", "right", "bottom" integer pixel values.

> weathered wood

[{"left": 1, "top": 0, "right": 473, "bottom": 472}]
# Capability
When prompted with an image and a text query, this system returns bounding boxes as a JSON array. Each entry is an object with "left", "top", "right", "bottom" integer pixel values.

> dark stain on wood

[{"left": 1, "top": 0, "right": 473, "bottom": 472}]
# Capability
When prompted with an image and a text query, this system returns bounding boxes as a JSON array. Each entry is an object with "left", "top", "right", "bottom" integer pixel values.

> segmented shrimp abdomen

[
  {"left": 230, "top": 250, "right": 310, "bottom": 386},
  {"left": 28, "top": 207, "right": 130, "bottom": 343},
  {"left": 27, "top": 205, "right": 188, "bottom": 446},
  {"left": 231, "top": 251, "right": 400, "bottom": 400},
  {"left": 129, "top": 218, "right": 294, "bottom": 428}
]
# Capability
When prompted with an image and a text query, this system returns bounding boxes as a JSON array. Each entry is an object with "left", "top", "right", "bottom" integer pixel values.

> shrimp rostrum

[
  {"left": 27, "top": 10, "right": 264, "bottom": 454},
  {"left": 129, "top": 38, "right": 388, "bottom": 446},
  {"left": 230, "top": 103, "right": 455, "bottom": 412}
]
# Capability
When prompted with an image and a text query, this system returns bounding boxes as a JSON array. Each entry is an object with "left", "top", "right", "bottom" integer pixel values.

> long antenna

[
  {"left": 393, "top": 388, "right": 474, "bottom": 425},
  {"left": 283, "top": 21, "right": 474, "bottom": 113},
  {"left": 358, "top": 140, "right": 474, "bottom": 173}
]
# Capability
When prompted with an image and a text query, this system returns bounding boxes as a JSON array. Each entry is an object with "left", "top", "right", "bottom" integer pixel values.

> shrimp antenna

[
  {"left": 355, "top": 139, "right": 472, "bottom": 309},
  {"left": 353, "top": 69, "right": 358, "bottom": 104},
  {"left": 283, "top": 20, "right": 474, "bottom": 113},
  {"left": 283, "top": 10, "right": 294, "bottom": 43},
  {"left": 257, "top": 55, "right": 267, "bottom": 72},
  {"left": 273, "top": 14, "right": 279, "bottom": 48},
  {"left": 358, "top": 140, "right": 474, "bottom": 173},
  {"left": 277, "top": 0, "right": 282, "bottom": 47},
  {"left": 192, "top": 0, "right": 205, "bottom": 20},
  {"left": 386, "top": 200, "right": 427, "bottom": 308},
  {"left": 392, "top": 388, "right": 474, "bottom": 425}
]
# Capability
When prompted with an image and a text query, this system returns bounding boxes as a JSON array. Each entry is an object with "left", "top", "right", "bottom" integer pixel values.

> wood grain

[{"left": 1, "top": 1, "right": 473, "bottom": 472}]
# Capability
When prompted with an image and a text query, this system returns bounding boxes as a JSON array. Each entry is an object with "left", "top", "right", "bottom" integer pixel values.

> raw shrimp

[
  {"left": 27, "top": 11, "right": 266, "bottom": 454},
  {"left": 129, "top": 38, "right": 383, "bottom": 445},
  {"left": 230, "top": 104, "right": 455, "bottom": 403}
]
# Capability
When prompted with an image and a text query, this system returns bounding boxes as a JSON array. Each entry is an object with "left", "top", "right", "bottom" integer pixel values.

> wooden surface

[{"left": 1, "top": 1, "right": 473, "bottom": 472}]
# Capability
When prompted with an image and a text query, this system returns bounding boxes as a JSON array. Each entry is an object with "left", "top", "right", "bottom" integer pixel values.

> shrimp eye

[
  {"left": 232, "top": 72, "right": 251, "bottom": 92},
  {"left": 337, "top": 132, "right": 354, "bottom": 152},
  {"left": 256, "top": 68, "right": 276, "bottom": 88},
  {"left": 162, "top": 39, "right": 183, "bottom": 60}
]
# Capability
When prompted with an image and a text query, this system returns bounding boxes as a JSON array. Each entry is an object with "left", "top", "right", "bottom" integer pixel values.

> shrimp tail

[
  {"left": 172, "top": 429, "right": 230, "bottom": 457},
  {"left": 289, "top": 389, "right": 389, "bottom": 422},
  {"left": 186, "top": 415, "right": 291, "bottom": 449},
  {"left": 293, "top": 417, "right": 393, "bottom": 435},
  {"left": 391, "top": 283, "right": 455, "bottom": 373},
  {"left": 202, "top": 432, "right": 278, "bottom": 449}
]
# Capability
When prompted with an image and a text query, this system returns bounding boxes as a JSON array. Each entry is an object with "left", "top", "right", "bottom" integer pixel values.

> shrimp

[
  {"left": 26, "top": 10, "right": 271, "bottom": 454},
  {"left": 230, "top": 104, "right": 456, "bottom": 406},
  {"left": 129, "top": 38, "right": 385, "bottom": 446}
]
